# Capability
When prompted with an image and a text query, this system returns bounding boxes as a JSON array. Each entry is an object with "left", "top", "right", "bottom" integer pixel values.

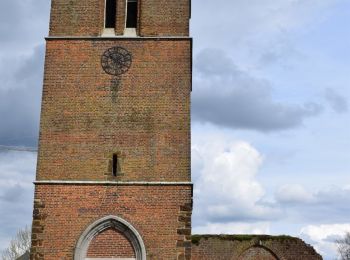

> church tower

[{"left": 30, "top": 0, "right": 192, "bottom": 259}]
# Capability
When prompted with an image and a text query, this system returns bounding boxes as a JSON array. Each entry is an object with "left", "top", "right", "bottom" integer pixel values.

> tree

[
  {"left": 337, "top": 232, "right": 350, "bottom": 260},
  {"left": 1, "top": 226, "right": 31, "bottom": 260}
]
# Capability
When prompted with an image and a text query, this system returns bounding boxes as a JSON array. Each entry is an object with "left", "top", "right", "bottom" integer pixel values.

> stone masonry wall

[
  {"left": 191, "top": 235, "right": 323, "bottom": 260},
  {"left": 30, "top": 184, "right": 192, "bottom": 260}
]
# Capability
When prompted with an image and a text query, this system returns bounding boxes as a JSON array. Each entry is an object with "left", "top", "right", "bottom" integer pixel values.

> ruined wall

[{"left": 191, "top": 235, "right": 323, "bottom": 260}]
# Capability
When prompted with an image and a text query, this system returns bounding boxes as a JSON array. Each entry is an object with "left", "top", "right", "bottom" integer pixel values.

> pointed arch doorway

[{"left": 74, "top": 216, "right": 146, "bottom": 260}]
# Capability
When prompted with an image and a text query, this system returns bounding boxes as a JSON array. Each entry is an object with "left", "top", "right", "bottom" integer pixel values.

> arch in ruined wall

[
  {"left": 238, "top": 245, "right": 280, "bottom": 260},
  {"left": 74, "top": 215, "right": 146, "bottom": 260}
]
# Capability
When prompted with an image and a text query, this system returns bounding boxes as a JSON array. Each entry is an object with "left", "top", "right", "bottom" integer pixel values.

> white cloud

[
  {"left": 301, "top": 224, "right": 350, "bottom": 259},
  {"left": 193, "top": 221, "right": 271, "bottom": 235},
  {"left": 301, "top": 224, "right": 350, "bottom": 241},
  {"left": 191, "top": 131, "right": 350, "bottom": 258},
  {"left": 274, "top": 184, "right": 350, "bottom": 224},
  {"left": 275, "top": 184, "right": 315, "bottom": 203},
  {"left": 192, "top": 137, "right": 281, "bottom": 227}
]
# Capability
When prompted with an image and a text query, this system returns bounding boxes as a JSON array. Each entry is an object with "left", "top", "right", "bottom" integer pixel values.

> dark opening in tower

[
  {"left": 126, "top": 0, "right": 138, "bottom": 28},
  {"left": 105, "top": 0, "right": 117, "bottom": 29},
  {"left": 112, "top": 153, "right": 118, "bottom": 177}
]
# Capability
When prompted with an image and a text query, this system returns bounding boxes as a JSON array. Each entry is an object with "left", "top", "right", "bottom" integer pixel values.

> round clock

[{"left": 101, "top": 46, "right": 132, "bottom": 76}]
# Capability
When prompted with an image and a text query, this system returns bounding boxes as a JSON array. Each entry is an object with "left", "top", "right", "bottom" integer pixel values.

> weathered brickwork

[
  {"left": 86, "top": 228, "right": 136, "bottom": 258},
  {"left": 191, "top": 235, "right": 323, "bottom": 260},
  {"left": 49, "top": 0, "right": 104, "bottom": 36},
  {"left": 115, "top": 0, "right": 126, "bottom": 35},
  {"left": 139, "top": 0, "right": 190, "bottom": 36},
  {"left": 36, "top": 39, "right": 191, "bottom": 182},
  {"left": 49, "top": 0, "right": 190, "bottom": 36},
  {"left": 31, "top": 185, "right": 192, "bottom": 259},
  {"left": 239, "top": 247, "right": 277, "bottom": 260},
  {"left": 32, "top": 0, "right": 193, "bottom": 257}
]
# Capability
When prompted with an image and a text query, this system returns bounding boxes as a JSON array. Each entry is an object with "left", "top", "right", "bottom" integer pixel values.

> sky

[{"left": 0, "top": 0, "right": 349, "bottom": 259}]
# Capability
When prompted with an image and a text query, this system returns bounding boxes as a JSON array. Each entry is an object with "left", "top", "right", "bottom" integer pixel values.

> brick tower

[{"left": 30, "top": 0, "right": 192, "bottom": 259}]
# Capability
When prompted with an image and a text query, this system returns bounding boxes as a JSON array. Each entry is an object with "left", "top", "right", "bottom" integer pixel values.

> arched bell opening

[{"left": 74, "top": 215, "right": 146, "bottom": 260}]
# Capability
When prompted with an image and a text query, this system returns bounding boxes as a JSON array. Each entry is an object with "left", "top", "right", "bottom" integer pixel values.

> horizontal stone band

[
  {"left": 46, "top": 36, "right": 192, "bottom": 41},
  {"left": 34, "top": 180, "right": 193, "bottom": 186}
]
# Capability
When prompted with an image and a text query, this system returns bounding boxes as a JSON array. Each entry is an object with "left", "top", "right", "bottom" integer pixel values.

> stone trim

[
  {"left": 75, "top": 216, "right": 146, "bottom": 260},
  {"left": 86, "top": 258, "right": 135, "bottom": 260},
  {"left": 34, "top": 181, "right": 193, "bottom": 186},
  {"left": 176, "top": 203, "right": 192, "bottom": 259},
  {"left": 46, "top": 36, "right": 192, "bottom": 41}
]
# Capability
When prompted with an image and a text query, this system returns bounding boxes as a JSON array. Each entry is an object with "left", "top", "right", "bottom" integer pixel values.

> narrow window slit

[
  {"left": 126, "top": 0, "right": 138, "bottom": 28},
  {"left": 105, "top": 0, "right": 117, "bottom": 28},
  {"left": 112, "top": 153, "right": 118, "bottom": 177}
]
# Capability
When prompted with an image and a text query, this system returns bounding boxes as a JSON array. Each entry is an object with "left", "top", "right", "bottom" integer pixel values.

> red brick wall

[
  {"left": 36, "top": 38, "right": 191, "bottom": 182},
  {"left": 30, "top": 184, "right": 192, "bottom": 260},
  {"left": 86, "top": 228, "right": 136, "bottom": 258},
  {"left": 49, "top": 0, "right": 190, "bottom": 36},
  {"left": 191, "top": 235, "right": 323, "bottom": 260},
  {"left": 116, "top": 0, "right": 126, "bottom": 35},
  {"left": 49, "top": 0, "right": 104, "bottom": 36},
  {"left": 238, "top": 247, "right": 277, "bottom": 260},
  {"left": 139, "top": 0, "right": 190, "bottom": 36}
]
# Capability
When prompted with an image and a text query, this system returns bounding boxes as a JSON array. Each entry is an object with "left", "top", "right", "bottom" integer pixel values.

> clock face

[{"left": 101, "top": 46, "right": 132, "bottom": 76}]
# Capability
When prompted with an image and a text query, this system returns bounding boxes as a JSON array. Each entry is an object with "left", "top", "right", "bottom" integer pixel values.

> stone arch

[
  {"left": 74, "top": 215, "right": 146, "bottom": 260},
  {"left": 238, "top": 245, "right": 280, "bottom": 260}
]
